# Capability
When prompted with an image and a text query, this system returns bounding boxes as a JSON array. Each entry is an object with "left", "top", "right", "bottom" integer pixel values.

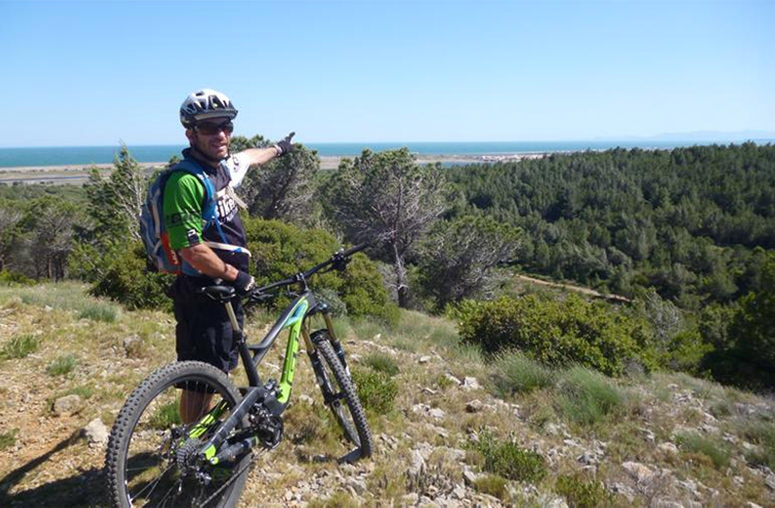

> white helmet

[{"left": 180, "top": 89, "right": 238, "bottom": 128}]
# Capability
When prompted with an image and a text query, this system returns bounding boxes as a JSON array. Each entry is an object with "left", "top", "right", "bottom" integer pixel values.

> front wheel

[
  {"left": 105, "top": 361, "right": 250, "bottom": 508},
  {"left": 312, "top": 334, "right": 373, "bottom": 458}
]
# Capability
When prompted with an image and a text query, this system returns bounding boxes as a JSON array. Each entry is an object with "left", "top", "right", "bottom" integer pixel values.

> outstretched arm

[{"left": 234, "top": 132, "right": 295, "bottom": 167}]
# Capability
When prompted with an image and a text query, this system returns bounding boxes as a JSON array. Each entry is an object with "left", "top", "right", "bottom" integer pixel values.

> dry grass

[{"left": 1, "top": 284, "right": 774, "bottom": 506}]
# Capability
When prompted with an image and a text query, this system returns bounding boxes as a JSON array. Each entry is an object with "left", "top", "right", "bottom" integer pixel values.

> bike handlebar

[{"left": 249, "top": 243, "right": 370, "bottom": 300}]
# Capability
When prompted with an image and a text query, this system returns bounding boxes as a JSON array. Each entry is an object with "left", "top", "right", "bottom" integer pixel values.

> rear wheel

[
  {"left": 312, "top": 334, "right": 373, "bottom": 458},
  {"left": 105, "top": 361, "right": 251, "bottom": 507}
]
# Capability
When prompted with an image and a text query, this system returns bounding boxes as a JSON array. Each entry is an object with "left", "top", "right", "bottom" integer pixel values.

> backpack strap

[{"left": 170, "top": 159, "right": 251, "bottom": 276}]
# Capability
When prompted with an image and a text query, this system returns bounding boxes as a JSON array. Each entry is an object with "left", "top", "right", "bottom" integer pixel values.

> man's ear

[{"left": 185, "top": 128, "right": 195, "bottom": 144}]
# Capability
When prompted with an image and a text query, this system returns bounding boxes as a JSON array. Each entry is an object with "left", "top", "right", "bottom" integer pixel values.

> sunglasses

[{"left": 194, "top": 121, "right": 234, "bottom": 135}]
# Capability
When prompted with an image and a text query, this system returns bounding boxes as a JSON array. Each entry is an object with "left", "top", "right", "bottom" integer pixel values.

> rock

[
  {"left": 609, "top": 482, "right": 636, "bottom": 501},
  {"left": 418, "top": 355, "right": 432, "bottom": 364},
  {"left": 123, "top": 335, "right": 145, "bottom": 358},
  {"left": 82, "top": 418, "right": 108, "bottom": 446},
  {"left": 544, "top": 422, "right": 562, "bottom": 436},
  {"left": 652, "top": 500, "right": 683, "bottom": 508},
  {"left": 429, "top": 407, "right": 446, "bottom": 419},
  {"left": 462, "top": 469, "right": 479, "bottom": 486},
  {"left": 658, "top": 442, "right": 679, "bottom": 455},
  {"left": 577, "top": 451, "right": 598, "bottom": 465},
  {"left": 401, "top": 493, "right": 419, "bottom": 505},
  {"left": 465, "top": 399, "right": 484, "bottom": 413},
  {"left": 622, "top": 461, "right": 654, "bottom": 483},
  {"left": 297, "top": 394, "right": 314, "bottom": 405},
  {"left": 345, "top": 477, "right": 367, "bottom": 494},
  {"left": 765, "top": 472, "right": 775, "bottom": 491},
  {"left": 53, "top": 394, "right": 83, "bottom": 416},
  {"left": 461, "top": 377, "right": 481, "bottom": 391},
  {"left": 408, "top": 449, "right": 426, "bottom": 476}
]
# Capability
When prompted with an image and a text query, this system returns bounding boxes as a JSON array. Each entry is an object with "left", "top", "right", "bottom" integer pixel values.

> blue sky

[{"left": 2, "top": 0, "right": 773, "bottom": 147}]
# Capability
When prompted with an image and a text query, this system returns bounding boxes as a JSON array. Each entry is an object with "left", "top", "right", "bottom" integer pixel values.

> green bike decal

[
  {"left": 277, "top": 298, "right": 309, "bottom": 403},
  {"left": 188, "top": 401, "right": 228, "bottom": 440}
]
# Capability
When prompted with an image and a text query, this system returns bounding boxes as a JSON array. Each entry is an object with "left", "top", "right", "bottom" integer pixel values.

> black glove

[
  {"left": 273, "top": 132, "right": 295, "bottom": 156},
  {"left": 233, "top": 270, "right": 256, "bottom": 296}
]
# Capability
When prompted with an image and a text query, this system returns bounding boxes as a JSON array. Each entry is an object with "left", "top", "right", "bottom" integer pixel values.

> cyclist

[{"left": 165, "top": 88, "right": 294, "bottom": 423}]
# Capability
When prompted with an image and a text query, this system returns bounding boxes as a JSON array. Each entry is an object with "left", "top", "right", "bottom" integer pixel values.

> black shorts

[{"left": 170, "top": 278, "right": 243, "bottom": 373}]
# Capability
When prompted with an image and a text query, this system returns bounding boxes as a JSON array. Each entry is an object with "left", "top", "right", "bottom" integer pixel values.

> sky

[{"left": 2, "top": 0, "right": 774, "bottom": 147}]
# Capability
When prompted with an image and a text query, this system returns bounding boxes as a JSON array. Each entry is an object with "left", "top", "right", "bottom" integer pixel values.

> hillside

[{"left": 1, "top": 283, "right": 774, "bottom": 507}]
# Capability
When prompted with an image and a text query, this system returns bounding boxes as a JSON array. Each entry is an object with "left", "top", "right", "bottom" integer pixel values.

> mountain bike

[{"left": 105, "top": 245, "right": 374, "bottom": 507}]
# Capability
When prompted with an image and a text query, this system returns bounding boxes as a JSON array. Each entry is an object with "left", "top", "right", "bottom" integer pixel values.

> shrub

[
  {"left": 457, "top": 294, "right": 658, "bottom": 376},
  {"left": 474, "top": 474, "right": 509, "bottom": 501},
  {"left": 363, "top": 352, "right": 400, "bottom": 377},
  {"left": 490, "top": 352, "right": 556, "bottom": 397},
  {"left": 89, "top": 242, "right": 173, "bottom": 311},
  {"left": 555, "top": 473, "right": 614, "bottom": 507},
  {"left": 351, "top": 368, "right": 398, "bottom": 415},
  {"left": 78, "top": 302, "right": 120, "bottom": 322},
  {"left": 675, "top": 431, "right": 731, "bottom": 469},
  {"left": 556, "top": 366, "right": 624, "bottom": 426},
  {"left": 0, "top": 428, "right": 18, "bottom": 451},
  {"left": 470, "top": 430, "right": 547, "bottom": 483},
  {"left": 0, "top": 270, "right": 33, "bottom": 286},
  {"left": 1, "top": 334, "right": 40, "bottom": 360},
  {"left": 740, "top": 421, "right": 775, "bottom": 470},
  {"left": 47, "top": 354, "right": 78, "bottom": 376},
  {"left": 245, "top": 218, "right": 399, "bottom": 324}
]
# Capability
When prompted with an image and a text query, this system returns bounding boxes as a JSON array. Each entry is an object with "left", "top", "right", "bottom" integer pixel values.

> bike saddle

[{"left": 197, "top": 285, "right": 237, "bottom": 303}]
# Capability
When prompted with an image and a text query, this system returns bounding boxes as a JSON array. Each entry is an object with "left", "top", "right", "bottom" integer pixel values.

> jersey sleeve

[
  {"left": 163, "top": 172, "right": 206, "bottom": 250},
  {"left": 223, "top": 154, "right": 248, "bottom": 188}
]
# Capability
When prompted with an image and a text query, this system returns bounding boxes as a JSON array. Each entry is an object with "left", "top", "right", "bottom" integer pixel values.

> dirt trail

[{"left": 514, "top": 273, "right": 631, "bottom": 302}]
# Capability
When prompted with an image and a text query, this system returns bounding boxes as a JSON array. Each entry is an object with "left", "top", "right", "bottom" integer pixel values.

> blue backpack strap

[{"left": 170, "top": 159, "right": 250, "bottom": 276}]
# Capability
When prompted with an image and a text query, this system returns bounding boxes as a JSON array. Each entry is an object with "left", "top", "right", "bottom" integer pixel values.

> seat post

[{"left": 224, "top": 301, "right": 241, "bottom": 335}]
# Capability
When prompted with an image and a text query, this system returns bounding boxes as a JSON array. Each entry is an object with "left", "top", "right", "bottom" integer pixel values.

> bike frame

[
  {"left": 196, "top": 289, "right": 343, "bottom": 465},
  {"left": 188, "top": 244, "right": 367, "bottom": 466}
]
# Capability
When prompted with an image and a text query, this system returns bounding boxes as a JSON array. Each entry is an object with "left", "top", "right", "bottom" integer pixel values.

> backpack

[{"left": 139, "top": 159, "right": 219, "bottom": 274}]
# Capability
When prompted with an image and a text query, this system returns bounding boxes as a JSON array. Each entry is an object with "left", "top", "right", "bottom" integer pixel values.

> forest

[{"left": 1, "top": 141, "right": 773, "bottom": 389}]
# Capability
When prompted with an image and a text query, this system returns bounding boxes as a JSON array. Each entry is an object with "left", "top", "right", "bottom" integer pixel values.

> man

[{"left": 164, "top": 89, "right": 294, "bottom": 422}]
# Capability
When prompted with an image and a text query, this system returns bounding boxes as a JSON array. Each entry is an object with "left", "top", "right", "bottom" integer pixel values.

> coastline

[{"left": 0, "top": 153, "right": 547, "bottom": 184}]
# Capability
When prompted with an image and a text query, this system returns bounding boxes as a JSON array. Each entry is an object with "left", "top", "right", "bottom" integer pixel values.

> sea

[{"left": 1, "top": 139, "right": 773, "bottom": 168}]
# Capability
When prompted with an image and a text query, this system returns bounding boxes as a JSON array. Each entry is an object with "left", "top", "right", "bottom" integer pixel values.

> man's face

[{"left": 186, "top": 117, "right": 234, "bottom": 160}]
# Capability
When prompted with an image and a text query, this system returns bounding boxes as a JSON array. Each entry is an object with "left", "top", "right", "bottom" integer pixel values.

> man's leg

[{"left": 180, "top": 389, "right": 215, "bottom": 424}]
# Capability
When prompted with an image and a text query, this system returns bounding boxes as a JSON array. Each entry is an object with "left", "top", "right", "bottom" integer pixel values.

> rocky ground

[{"left": 1, "top": 283, "right": 774, "bottom": 507}]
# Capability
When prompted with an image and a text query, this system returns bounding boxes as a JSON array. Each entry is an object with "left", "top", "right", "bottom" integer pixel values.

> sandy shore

[{"left": 0, "top": 153, "right": 547, "bottom": 184}]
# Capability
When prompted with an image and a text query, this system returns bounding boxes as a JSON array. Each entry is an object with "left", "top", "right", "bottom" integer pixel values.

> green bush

[
  {"left": 675, "top": 431, "right": 731, "bottom": 469},
  {"left": 89, "top": 242, "right": 173, "bottom": 311},
  {"left": 46, "top": 354, "right": 78, "bottom": 376},
  {"left": 457, "top": 294, "right": 658, "bottom": 376},
  {"left": 740, "top": 421, "right": 775, "bottom": 470},
  {"left": 490, "top": 352, "right": 556, "bottom": 397},
  {"left": 556, "top": 366, "right": 625, "bottom": 426},
  {"left": 555, "top": 473, "right": 615, "bottom": 507},
  {"left": 0, "top": 270, "right": 33, "bottom": 286},
  {"left": 245, "top": 218, "right": 399, "bottom": 323},
  {"left": 363, "top": 352, "right": 400, "bottom": 377},
  {"left": 0, "top": 428, "right": 18, "bottom": 451},
  {"left": 78, "top": 302, "right": 121, "bottom": 322},
  {"left": 473, "top": 474, "right": 509, "bottom": 501},
  {"left": 351, "top": 368, "right": 398, "bottom": 415},
  {"left": 1, "top": 334, "right": 40, "bottom": 360},
  {"left": 470, "top": 430, "right": 547, "bottom": 483}
]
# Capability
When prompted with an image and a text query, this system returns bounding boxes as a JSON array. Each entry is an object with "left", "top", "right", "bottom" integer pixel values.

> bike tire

[
  {"left": 105, "top": 361, "right": 251, "bottom": 508},
  {"left": 314, "top": 336, "right": 373, "bottom": 458}
]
